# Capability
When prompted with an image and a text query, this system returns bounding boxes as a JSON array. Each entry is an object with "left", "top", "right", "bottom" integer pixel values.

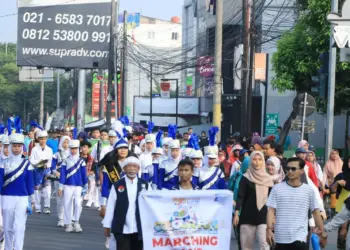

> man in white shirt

[
  {"left": 103, "top": 156, "right": 148, "bottom": 250},
  {"left": 266, "top": 157, "right": 327, "bottom": 249},
  {"left": 29, "top": 130, "right": 53, "bottom": 214}
]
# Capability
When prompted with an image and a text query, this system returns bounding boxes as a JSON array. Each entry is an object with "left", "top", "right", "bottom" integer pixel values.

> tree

[{"left": 271, "top": 0, "right": 350, "bottom": 114}]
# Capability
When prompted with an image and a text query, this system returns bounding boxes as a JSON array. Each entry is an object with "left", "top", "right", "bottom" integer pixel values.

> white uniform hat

[
  {"left": 204, "top": 145, "right": 218, "bottom": 156},
  {"left": 37, "top": 130, "right": 48, "bottom": 138},
  {"left": 69, "top": 140, "right": 80, "bottom": 148},
  {"left": 2, "top": 136, "right": 10, "bottom": 145},
  {"left": 232, "top": 144, "right": 243, "bottom": 152},
  {"left": 10, "top": 133, "right": 25, "bottom": 144},
  {"left": 0, "top": 135, "right": 4, "bottom": 143},
  {"left": 145, "top": 134, "right": 156, "bottom": 143},
  {"left": 109, "top": 130, "right": 117, "bottom": 137},
  {"left": 182, "top": 148, "right": 193, "bottom": 157},
  {"left": 162, "top": 137, "right": 173, "bottom": 146},
  {"left": 207, "top": 153, "right": 218, "bottom": 159},
  {"left": 152, "top": 147, "right": 163, "bottom": 155},
  {"left": 125, "top": 126, "right": 133, "bottom": 134},
  {"left": 120, "top": 156, "right": 141, "bottom": 169},
  {"left": 169, "top": 140, "right": 180, "bottom": 149},
  {"left": 190, "top": 150, "right": 203, "bottom": 159}
]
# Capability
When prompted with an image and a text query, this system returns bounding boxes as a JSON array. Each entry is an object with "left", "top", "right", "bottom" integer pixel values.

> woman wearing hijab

[
  {"left": 266, "top": 156, "right": 285, "bottom": 185},
  {"left": 0, "top": 136, "right": 10, "bottom": 161},
  {"left": 307, "top": 151, "right": 323, "bottom": 187},
  {"left": 233, "top": 151, "right": 273, "bottom": 250},
  {"left": 298, "top": 140, "right": 309, "bottom": 151},
  {"left": 324, "top": 149, "right": 343, "bottom": 188},
  {"left": 331, "top": 157, "right": 350, "bottom": 250}
]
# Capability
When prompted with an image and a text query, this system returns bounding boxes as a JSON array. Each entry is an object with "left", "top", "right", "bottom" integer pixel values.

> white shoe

[
  {"left": 57, "top": 220, "right": 64, "bottom": 227},
  {"left": 86, "top": 201, "right": 92, "bottom": 207},
  {"left": 65, "top": 224, "right": 74, "bottom": 233},
  {"left": 92, "top": 203, "right": 100, "bottom": 208},
  {"left": 105, "top": 237, "right": 110, "bottom": 249},
  {"left": 36, "top": 209, "right": 42, "bottom": 214},
  {"left": 44, "top": 207, "right": 51, "bottom": 214},
  {"left": 74, "top": 222, "right": 83, "bottom": 233}
]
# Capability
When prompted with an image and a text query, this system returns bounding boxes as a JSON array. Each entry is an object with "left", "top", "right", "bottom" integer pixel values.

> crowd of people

[{"left": 1, "top": 117, "right": 350, "bottom": 250}]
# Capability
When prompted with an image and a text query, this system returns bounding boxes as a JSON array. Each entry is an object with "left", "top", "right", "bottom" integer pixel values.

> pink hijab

[
  {"left": 244, "top": 151, "right": 273, "bottom": 210},
  {"left": 323, "top": 150, "right": 343, "bottom": 186}
]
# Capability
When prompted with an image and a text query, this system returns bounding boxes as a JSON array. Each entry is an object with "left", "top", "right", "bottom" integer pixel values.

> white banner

[{"left": 139, "top": 190, "right": 233, "bottom": 250}]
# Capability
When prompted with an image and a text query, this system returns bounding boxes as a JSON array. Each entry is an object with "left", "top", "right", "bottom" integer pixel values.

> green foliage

[
  {"left": 0, "top": 43, "right": 75, "bottom": 123},
  {"left": 271, "top": 0, "right": 350, "bottom": 114}
]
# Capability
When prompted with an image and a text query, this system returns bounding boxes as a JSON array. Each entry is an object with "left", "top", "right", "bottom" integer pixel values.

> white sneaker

[
  {"left": 86, "top": 201, "right": 92, "bottom": 207},
  {"left": 74, "top": 222, "right": 83, "bottom": 233},
  {"left": 36, "top": 209, "right": 42, "bottom": 214},
  {"left": 57, "top": 220, "right": 64, "bottom": 227},
  {"left": 105, "top": 237, "right": 110, "bottom": 249},
  {"left": 65, "top": 224, "right": 74, "bottom": 233},
  {"left": 44, "top": 207, "right": 51, "bottom": 214},
  {"left": 92, "top": 203, "right": 100, "bottom": 208}
]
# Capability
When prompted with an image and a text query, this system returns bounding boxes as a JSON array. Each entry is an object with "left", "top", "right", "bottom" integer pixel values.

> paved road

[{"left": 9, "top": 198, "right": 339, "bottom": 250}]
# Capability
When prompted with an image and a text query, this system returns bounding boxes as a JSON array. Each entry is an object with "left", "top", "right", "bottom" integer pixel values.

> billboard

[{"left": 17, "top": 0, "right": 112, "bottom": 69}]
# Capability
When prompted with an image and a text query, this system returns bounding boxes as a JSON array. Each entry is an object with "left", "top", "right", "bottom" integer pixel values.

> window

[
  {"left": 148, "top": 31, "right": 155, "bottom": 39},
  {"left": 171, "top": 32, "right": 178, "bottom": 40}
]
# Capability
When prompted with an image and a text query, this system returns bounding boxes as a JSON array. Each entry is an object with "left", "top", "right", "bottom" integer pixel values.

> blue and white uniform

[
  {"left": 58, "top": 140, "right": 87, "bottom": 233},
  {"left": 158, "top": 140, "right": 182, "bottom": 190},
  {"left": 190, "top": 150, "right": 204, "bottom": 187},
  {"left": 29, "top": 130, "right": 53, "bottom": 214},
  {"left": 0, "top": 133, "right": 34, "bottom": 250},
  {"left": 50, "top": 136, "right": 70, "bottom": 227},
  {"left": 199, "top": 146, "right": 225, "bottom": 190}
]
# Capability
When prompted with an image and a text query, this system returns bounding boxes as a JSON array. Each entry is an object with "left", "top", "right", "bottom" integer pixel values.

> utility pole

[
  {"left": 150, "top": 64, "right": 153, "bottom": 122},
  {"left": 99, "top": 69, "right": 105, "bottom": 119},
  {"left": 241, "top": 0, "right": 252, "bottom": 136},
  {"left": 57, "top": 69, "right": 60, "bottom": 110},
  {"left": 325, "top": 0, "right": 338, "bottom": 159},
  {"left": 77, "top": 69, "right": 86, "bottom": 132},
  {"left": 213, "top": 0, "right": 223, "bottom": 141},
  {"left": 39, "top": 77, "right": 44, "bottom": 127},
  {"left": 106, "top": 0, "right": 116, "bottom": 128},
  {"left": 246, "top": 1, "right": 254, "bottom": 134},
  {"left": 114, "top": 0, "right": 120, "bottom": 119},
  {"left": 122, "top": 10, "right": 128, "bottom": 117}
]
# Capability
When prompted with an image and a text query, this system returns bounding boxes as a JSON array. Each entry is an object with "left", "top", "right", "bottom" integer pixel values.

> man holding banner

[{"left": 102, "top": 156, "right": 148, "bottom": 250}]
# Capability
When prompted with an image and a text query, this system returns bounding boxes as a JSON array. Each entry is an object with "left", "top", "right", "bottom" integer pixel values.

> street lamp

[{"left": 161, "top": 78, "right": 179, "bottom": 126}]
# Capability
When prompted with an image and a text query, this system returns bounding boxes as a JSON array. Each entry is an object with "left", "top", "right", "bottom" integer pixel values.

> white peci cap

[
  {"left": 37, "top": 130, "right": 48, "bottom": 138},
  {"left": 69, "top": 140, "right": 80, "bottom": 148},
  {"left": 145, "top": 134, "right": 156, "bottom": 143},
  {"left": 152, "top": 147, "right": 163, "bottom": 155},
  {"left": 169, "top": 140, "right": 180, "bottom": 149},
  {"left": 10, "top": 133, "right": 25, "bottom": 144},
  {"left": 190, "top": 150, "right": 203, "bottom": 159},
  {"left": 120, "top": 156, "right": 141, "bottom": 169},
  {"left": 108, "top": 130, "right": 117, "bottom": 137}
]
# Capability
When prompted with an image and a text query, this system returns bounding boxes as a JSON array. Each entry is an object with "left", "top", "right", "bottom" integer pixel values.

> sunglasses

[{"left": 285, "top": 166, "right": 300, "bottom": 172}]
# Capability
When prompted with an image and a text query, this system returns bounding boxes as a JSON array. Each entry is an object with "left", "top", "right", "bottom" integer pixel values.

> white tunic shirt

[
  {"left": 102, "top": 176, "right": 138, "bottom": 234},
  {"left": 29, "top": 144, "right": 53, "bottom": 168}
]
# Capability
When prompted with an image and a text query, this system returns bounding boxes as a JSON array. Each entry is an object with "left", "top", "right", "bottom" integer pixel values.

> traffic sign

[
  {"left": 152, "top": 94, "right": 161, "bottom": 98},
  {"left": 96, "top": 75, "right": 104, "bottom": 81},
  {"left": 292, "top": 93, "right": 316, "bottom": 117},
  {"left": 265, "top": 113, "right": 279, "bottom": 136},
  {"left": 291, "top": 120, "right": 316, "bottom": 133}
]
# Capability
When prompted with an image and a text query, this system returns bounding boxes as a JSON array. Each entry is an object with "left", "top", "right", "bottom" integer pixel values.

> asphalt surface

[{"left": 0, "top": 196, "right": 340, "bottom": 250}]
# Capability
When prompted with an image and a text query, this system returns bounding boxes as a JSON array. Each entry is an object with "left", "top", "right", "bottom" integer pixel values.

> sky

[{"left": 0, "top": 0, "right": 183, "bottom": 42}]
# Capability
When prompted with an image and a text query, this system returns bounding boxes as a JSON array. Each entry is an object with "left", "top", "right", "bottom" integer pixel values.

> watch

[{"left": 321, "top": 232, "right": 327, "bottom": 239}]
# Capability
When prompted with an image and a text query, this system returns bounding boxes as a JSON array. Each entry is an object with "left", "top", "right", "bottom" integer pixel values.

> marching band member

[
  {"left": 199, "top": 127, "right": 225, "bottom": 190},
  {"left": 50, "top": 135, "right": 71, "bottom": 227},
  {"left": 172, "top": 159, "right": 200, "bottom": 190},
  {"left": 29, "top": 130, "right": 53, "bottom": 214},
  {"left": 161, "top": 137, "right": 172, "bottom": 161},
  {"left": 99, "top": 138, "right": 134, "bottom": 213},
  {"left": 103, "top": 156, "right": 148, "bottom": 250},
  {"left": 190, "top": 150, "right": 203, "bottom": 186},
  {"left": 0, "top": 133, "right": 34, "bottom": 250},
  {"left": 158, "top": 139, "right": 182, "bottom": 190},
  {"left": 58, "top": 140, "right": 88, "bottom": 233},
  {"left": 182, "top": 148, "right": 193, "bottom": 159},
  {"left": 140, "top": 133, "right": 156, "bottom": 181},
  {"left": 0, "top": 136, "right": 10, "bottom": 161},
  {"left": 100, "top": 130, "right": 118, "bottom": 160}
]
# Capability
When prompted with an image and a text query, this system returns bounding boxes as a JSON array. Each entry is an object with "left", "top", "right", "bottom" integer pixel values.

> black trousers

[
  {"left": 275, "top": 241, "right": 308, "bottom": 250},
  {"left": 116, "top": 233, "right": 143, "bottom": 250}
]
